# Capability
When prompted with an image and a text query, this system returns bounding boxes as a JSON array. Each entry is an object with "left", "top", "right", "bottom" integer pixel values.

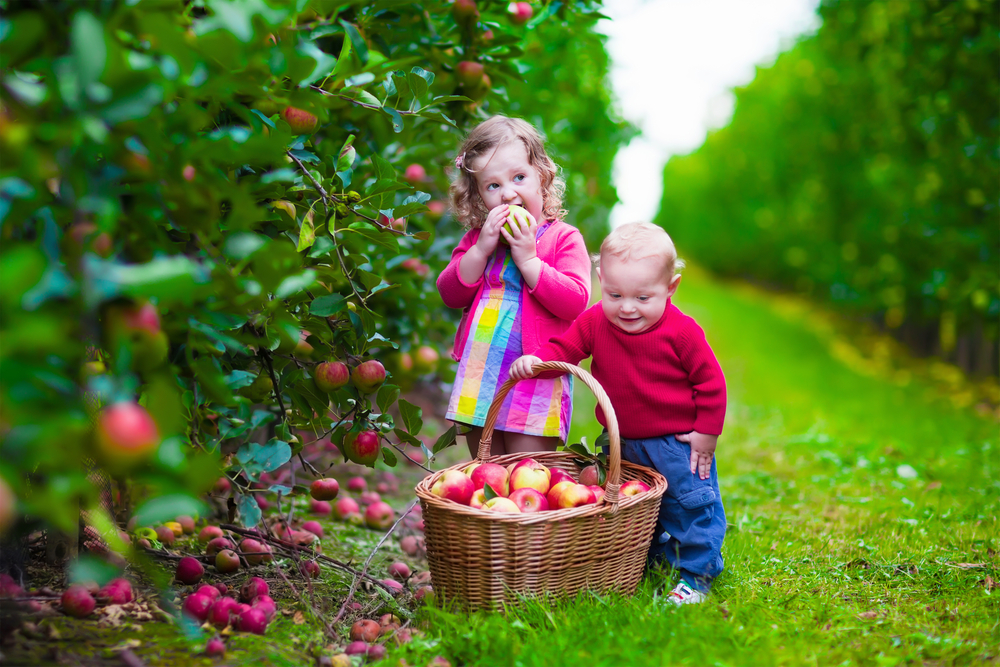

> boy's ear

[{"left": 666, "top": 273, "right": 682, "bottom": 298}]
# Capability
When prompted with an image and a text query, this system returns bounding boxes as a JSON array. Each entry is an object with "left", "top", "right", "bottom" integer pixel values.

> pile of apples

[{"left": 429, "top": 458, "right": 650, "bottom": 513}]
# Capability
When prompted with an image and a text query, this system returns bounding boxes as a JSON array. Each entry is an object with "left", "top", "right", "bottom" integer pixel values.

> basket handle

[{"left": 477, "top": 361, "right": 622, "bottom": 510}]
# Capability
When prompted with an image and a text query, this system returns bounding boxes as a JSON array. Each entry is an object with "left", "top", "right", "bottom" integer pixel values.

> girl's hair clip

[{"left": 454, "top": 153, "right": 465, "bottom": 170}]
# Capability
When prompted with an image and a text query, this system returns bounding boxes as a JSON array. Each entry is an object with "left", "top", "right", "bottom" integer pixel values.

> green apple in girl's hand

[{"left": 500, "top": 205, "right": 528, "bottom": 244}]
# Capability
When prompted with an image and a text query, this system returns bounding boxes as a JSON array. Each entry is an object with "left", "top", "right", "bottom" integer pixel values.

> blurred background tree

[{"left": 655, "top": 0, "right": 998, "bottom": 377}]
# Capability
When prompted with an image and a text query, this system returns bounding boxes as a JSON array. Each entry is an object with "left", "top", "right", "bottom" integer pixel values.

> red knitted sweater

[{"left": 533, "top": 301, "right": 726, "bottom": 439}]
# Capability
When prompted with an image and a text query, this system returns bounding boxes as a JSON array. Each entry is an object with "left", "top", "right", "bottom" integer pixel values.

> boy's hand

[
  {"left": 675, "top": 431, "right": 717, "bottom": 480},
  {"left": 509, "top": 355, "right": 543, "bottom": 380}
]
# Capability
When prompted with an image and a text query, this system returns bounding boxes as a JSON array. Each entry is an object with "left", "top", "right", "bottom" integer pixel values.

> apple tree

[{"left": 0, "top": 0, "right": 622, "bottom": 555}]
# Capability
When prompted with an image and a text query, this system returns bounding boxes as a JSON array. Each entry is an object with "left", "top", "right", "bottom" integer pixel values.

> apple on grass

[
  {"left": 508, "top": 487, "right": 548, "bottom": 513},
  {"left": 430, "top": 470, "right": 475, "bottom": 505},
  {"left": 365, "top": 501, "right": 395, "bottom": 530},
  {"left": 471, "top": 463, "right": 509, "bottom": 496},
  {"left": 333, "top": 497, "right": 361, "bottom": 520}
]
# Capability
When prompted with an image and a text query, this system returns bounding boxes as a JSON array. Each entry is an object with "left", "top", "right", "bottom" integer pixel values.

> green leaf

[
  {"left": 238, "top": 493, "right": 262, "bottom": 528},
  {"left": 343, "top": 222, "right": 398, "bottom": 252},
  {"left": 398, "top": 399, "right": 422, "bottom": 435},
  {"left": 407, "top": 69, "right": 429, "bottom": 99},
  {"left": 133, "top": 494, "right": 207, "bottom": 526},
  {"left": 393, "top": 428, "right": 422, "bottom": 447},
  {"left": 431, "top": 424, "right": 458, "bottom": 453},
  {"left": 565, "top": 442, "right": 590, "bottom": 458},
  {"left": 381, "top": 447, "right": 397, "bottom": 467},
  {"left": 297, "top": 212, "right": 316, "bottom": 251},
  {"left": 339, "top": 20, "right": 369, "bottom": 65},
  {"left": 275, "top": 269, "right": 316, "bottom": 298},
  {"left": 483, "top": 483, "right": 499, "bottom": 501},
  {"left": 309, "top": 293, "right": 346, "bottom": 316},
  {"left": 377, "top": 383, "right": 401, "bottom": 414},
  {"left": 71, "top": 12, "right": 105, "bottom": 87},
  {"left": 236, "top": 438, "right": 292, "bottom": 478},
  {"left": 223, "top": 232, "right": 267, "bottom": 259}
]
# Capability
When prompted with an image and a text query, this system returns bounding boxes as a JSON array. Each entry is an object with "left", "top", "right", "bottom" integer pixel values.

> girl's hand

[
  {"left": 675, "top": 431, "right": 718, "bottom": 480},
  {"left": 502, "top": 206, "right": 539, "bottom": 268},
  {"left": 475, "top": 205, "right": 509, "bottom": 255},
  {"left": 509, "top": 355, "right": 543, "bottom": 380}
]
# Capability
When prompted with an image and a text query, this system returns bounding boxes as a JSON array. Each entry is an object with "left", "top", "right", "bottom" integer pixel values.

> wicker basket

[{"left": 414, "top": 361, "right": 668, "bottom": 609}]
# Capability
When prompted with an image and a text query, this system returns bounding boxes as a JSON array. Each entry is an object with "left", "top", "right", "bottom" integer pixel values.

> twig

[{"left": 333, "top": 498, "right": 417, "bottom": 624}]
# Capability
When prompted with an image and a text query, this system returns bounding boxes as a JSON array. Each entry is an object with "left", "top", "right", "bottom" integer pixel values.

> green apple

[{"left": 499, "top": 205, "right": 528, "bottom": 244}]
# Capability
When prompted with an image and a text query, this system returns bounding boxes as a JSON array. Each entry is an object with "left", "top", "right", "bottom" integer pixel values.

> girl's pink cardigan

[{"left": 436, "top": 220, "right": 592, "bottom": 361}]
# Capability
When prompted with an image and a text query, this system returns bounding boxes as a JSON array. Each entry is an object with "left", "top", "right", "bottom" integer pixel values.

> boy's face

[
  {"left": 598, "top": 253, "right": 680, "bottom": 334},
  {"left": 471, "top": 141, "right": 544, "bottom": 224}
]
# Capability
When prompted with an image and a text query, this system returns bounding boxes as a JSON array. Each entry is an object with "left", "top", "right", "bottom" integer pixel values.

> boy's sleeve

[
  {"left": 436, "top": 229, "right": 484, "bottom": 309},
  {"left": 531, "top": 306, "right": 597, "bottom": 377},
  {"left": 526, "top": 227, "right": 591, "bottom": 321},
  {"left": 676, "top": 320, "right": 727, "bottom": 436}
]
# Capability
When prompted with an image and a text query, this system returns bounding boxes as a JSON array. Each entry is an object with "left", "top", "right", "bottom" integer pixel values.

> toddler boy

[{"left": 510, "top": 222, "right": 727, "bottom": 604}]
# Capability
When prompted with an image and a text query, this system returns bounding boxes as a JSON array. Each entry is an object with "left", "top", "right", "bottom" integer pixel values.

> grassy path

[{"left": 405, "top": 268, "right": 998, "bottom": 666}]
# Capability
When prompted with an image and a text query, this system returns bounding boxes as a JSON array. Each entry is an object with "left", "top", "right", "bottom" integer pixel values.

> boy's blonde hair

[
  {"left": 450, "top": 115, "right": 566, "bottom": 228},
  {"left": 599, "top": 222, "right": 685, "bottom": 277}
]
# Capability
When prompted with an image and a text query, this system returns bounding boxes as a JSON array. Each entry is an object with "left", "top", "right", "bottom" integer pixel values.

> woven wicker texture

[{"left": 415, "top": 362, "right": 668, "bottom": 609}]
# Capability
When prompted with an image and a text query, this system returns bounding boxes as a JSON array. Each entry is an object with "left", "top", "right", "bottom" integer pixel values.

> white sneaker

[{"left": 667, "top": 582, "right": 707, "bottom": 606}]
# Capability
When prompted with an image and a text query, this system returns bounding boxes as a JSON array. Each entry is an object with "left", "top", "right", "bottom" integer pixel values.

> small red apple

[
  {"left": 183, "top": 593, "right": 213, "bottom": 622},
  {"left": 61, "top": 585, "right": 96, "bottom": 617},
  {"left": 215, "top": 549, "right": 241, "bottom": 574},
  {"left": 350, "top": 360, "right": 386, "bottom": 394},
  {"left": 351, "top": 619, "right": 381, "bottom": 642},
  {"left": 281, "top": 106, "right": 318, "bottom": 134},
  {"left": 301, "top": 520, "right": 324, "bottom": 538},
  {"left": 387, "top": 562, "right": 411, "bottom": 581},
  {"left": 364, "top": 501, "right": 395, "bottom": 530},
  {"left": 154, "top": 525, "right": 175, "bottom": 546},
  {"left": 333, "top": 497, "right": 361, "bottom": 520},
  {"left": 579, "top": 464, "right": 601, "bottom": 487},
  {"left": 620, "top": 480, "right": 651, "bottom": 496},
  {"left": 99, "top": 578, "right": 133, "bottom": 604},
  {"left": 314, "top": 361, "right": 350, "bottom": 393},
  {"left": 240, "top": 577, "right": 269, "bottom": 603},
  {"left": 471, "top": 463, "right": 509, "bottom": 496},
  {"left": 204, "top": 636, "right": 226, "bottom": 657},
  {"left": 508, "top": 1, "right": 533, "bottom": 24},
  {"left": 309, "top": 500, "right": 332, "bottom": 516},
  {"left": 483, "top": 497, "right": 520, "bottom": 513},
  {"left": 310, "top": 477, "right": 340, "bottom": 501},
  {"left": 413, "top": 346, "right": 439, "bottom": 373},
  {"left": 452, "top": 0, "right": 479, "bottom": 26},
  {"left": 347, "top": 476, "right": 367, "bottom": 492},
  {"left": 208, "top": 596, "right": 239, "bottom": 628},
  {"left": 509, "top": 487, "right": 549, "bottom": 513},
  {"left": 343, "top": 430, "right": 380, "bottom": 467},
  {"left": 205, "top": 536, "right": 235, "bottom": 556},
  {"left": 239, "top": 538, "right": 269, "bottom": 566},
  {"left": 404, "top": 163, "right": 426, "bottom": 182},
  {"left": 195, "top": 584, "right": 220, "bottom": 601},
  {"left": 455, "top": 61, "right": 485, "bottom": 89},
  {"left": 176, "top": 556, "right": 205, "bottom": 585},
  {"left": 430, "top": 470, "right": 475, "bottom": 505},
  {"left": 301, "top": 560, "right": 321, "bottom": 579},
  {"left": 94, "top": 402, "right": 160, "bottom": 471}
]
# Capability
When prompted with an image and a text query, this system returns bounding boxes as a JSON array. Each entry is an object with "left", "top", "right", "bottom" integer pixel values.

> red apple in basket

[
  {"left": 471, "top": 463, "right": 509, "bottom": 496},
  {"left": 620, "top": 480, "right": 650, "bottom": 497},
  {"left": 462, "top": 462, "right": 480, "bottom": 477},
  {"left": 549, "top": 469, "right": 574, "bottom": 488},
  {"left": 509, "top": 487, "right": 548, "bottom": 513},
  {"left": 430, "top": 470, "right": 475, "bottom": 505},
  {"left": 482, "top": 497, "right": 520, "bottom": 513},
  {"left": 587, "top": 485, "right": 605, "bottom": 501},
  {"left": 469, "top": 488, "right": 487, "bottom": 509},
  {"left": 556, "top": 483, "right": 597, "bottom": 509},
  {"left": 509, "top": 460, "right": 551, "bottom": 495},
  {"left": 579, "top": 464, "right": 601, "bottom": 487}
]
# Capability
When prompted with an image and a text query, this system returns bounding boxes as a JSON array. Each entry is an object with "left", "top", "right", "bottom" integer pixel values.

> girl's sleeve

[
  {"left": 676, "top": 321, "right": 727, "bottom": 436},
  {"left": 527, "top": 227, "right": 592, "bottom": 321},
  {"left": 436, "top": 229, "right": 484, "bottom": 309}
]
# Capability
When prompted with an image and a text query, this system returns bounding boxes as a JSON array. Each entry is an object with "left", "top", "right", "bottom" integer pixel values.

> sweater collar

[{"left": 606, "top": 298, "right": 672, "bottom": 335}]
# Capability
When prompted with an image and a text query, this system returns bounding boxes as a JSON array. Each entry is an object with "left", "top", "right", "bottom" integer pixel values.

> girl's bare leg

[
  {"left": 500, "top": 432, "right": 560, "bottom": 455},
  {"left": 465, "top": 426, "right": 507, "bottom": 459}
]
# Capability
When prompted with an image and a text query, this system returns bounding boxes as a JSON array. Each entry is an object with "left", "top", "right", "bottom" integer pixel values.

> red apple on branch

[
  {"left": 94, "top": 401, "right": 160, "bottom": 472},
  {"left": 314, "top": 361, "right": 350, "bottom": 393},
  {"left": 344, "top": 429, "right": 381, "bottom": 467},
  {"left": 404, "top": 164, "right": 426, "bottom": 182},
  {"left": 281, "top": 106, "right": 318, "bottom": 134},
  {"left": 101, "top": 300, "right": 169, "bottom": 373},
  {"left": 310, "top": 477, "right": 340, "bottom": 501},
  {"left": 452, "top": 0, "right": 480, "bottom": 27},
  {"left": 508, "top": 1, "right": 533, "bottom": 24},
  {"left": 455, "top": 61, "right": 485, "bottom": 89},
  {"left": 351, "top": 360, "right": 386, "bottom": 394}
]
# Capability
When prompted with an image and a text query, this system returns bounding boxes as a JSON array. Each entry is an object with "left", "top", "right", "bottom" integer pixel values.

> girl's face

[
  {"left": 598, "top": 253, "right": 680, "bottom": 334},
  {"left": 470, "top": 141, "right": 544, "bottom": 223}
]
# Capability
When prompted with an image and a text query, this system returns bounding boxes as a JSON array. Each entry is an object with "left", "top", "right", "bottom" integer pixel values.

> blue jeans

[{"left": 620, "top": 434, "right": 726, "bottom": 593}]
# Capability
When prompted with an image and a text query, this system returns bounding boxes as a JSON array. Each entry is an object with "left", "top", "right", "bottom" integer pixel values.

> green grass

[{"left": 392, "top": 267, "right": 999, "bottom": 667}]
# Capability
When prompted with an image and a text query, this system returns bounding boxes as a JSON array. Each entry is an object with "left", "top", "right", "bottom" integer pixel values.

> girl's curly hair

[{"left": 449, "top": 115, "right": 566, "bottom": 228}]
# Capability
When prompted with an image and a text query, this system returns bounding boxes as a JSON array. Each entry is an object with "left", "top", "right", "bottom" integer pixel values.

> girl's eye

[
  {"left": 638, "top": 296, "right": 649, "bottom": 302},
  {"left": 486, "top": 183, "right": 498, "bottom": 191},
  {"left": 514, "top": 174, "right": 525, "bottom": 182},
  {"left": 609, "top": 293, "right": 621, "bottom": 299}
]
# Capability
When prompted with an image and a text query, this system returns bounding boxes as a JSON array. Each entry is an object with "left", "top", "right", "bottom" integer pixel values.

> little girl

[{"left": 437, "top": 116, "right": 592, "bottom": 458}]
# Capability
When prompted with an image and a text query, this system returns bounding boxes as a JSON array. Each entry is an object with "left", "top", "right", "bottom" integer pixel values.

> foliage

[
  {"left": 0, "top": 0, "right": 624, "bottom": 539},
  {"left": 654, "top": 0, "right": 998, "bottom": 369}
]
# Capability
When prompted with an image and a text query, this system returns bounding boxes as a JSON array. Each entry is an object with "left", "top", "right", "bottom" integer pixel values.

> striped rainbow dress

[{"left": 446, "top": 224, "right": 572, "bottom": 441}]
